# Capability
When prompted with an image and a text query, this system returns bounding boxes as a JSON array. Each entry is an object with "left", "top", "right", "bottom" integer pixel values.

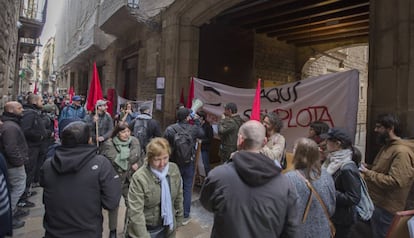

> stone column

[
  {"left": 160, "top": 13, "right": 199, "bottom": 126},
  {"left": 367, "top": 0, "right": 414, "bottom": 161}
]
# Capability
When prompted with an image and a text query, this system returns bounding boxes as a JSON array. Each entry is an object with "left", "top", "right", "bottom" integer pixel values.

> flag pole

[
  {"left": 95, "top": 104, "right": 99, "bottom": 147},
  {"left": 250, "top": 78, "right": 262, "bottom": 121}
]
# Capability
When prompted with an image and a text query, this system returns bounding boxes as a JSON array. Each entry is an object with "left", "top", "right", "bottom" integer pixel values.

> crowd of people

[{"left": 0, "top": 94, "right": 413, "bottom": 238}]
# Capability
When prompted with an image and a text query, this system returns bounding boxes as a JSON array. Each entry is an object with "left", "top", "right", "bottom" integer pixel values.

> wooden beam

[
  {"left": 237, "top": 0, "right": 343, "bottom": 26},
  {"left": 243, "top": 2, "right": 369, "bottom": 29},
  {"left": 274, "top": 21, "right": 369, "bottom": 40},
  {"left": 285, "top": 30, "right": 368, "bottom": 45},
  {"left": 295, "top": 35, "right": 368, "bottom": 47},
  {"left": 258, "top": 12, "right": 368, "bottom": 34},
  {"left": 218, "top": 0, "right": 297, "bottom": 21}
]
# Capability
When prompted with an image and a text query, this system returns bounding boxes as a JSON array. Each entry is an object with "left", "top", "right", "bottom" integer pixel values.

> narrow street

[{"left": 11, "top": 186, "right": 213, "bottom": 238}]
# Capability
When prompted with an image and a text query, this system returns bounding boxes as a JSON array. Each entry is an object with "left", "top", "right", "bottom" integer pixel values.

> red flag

[
  {"left": 250, "top": 78, "right": 261, "bottom": 121},
  {"left": 68, "top": 86, "right": 74, "bottom": 104},
  {"left": 186, "top": 77, "right": 194, "bottom": 108},
  {"left": 107, "top": 88, "right": 115, "bottom": 117},
  {"left": 179, "top": 87, "right": 185, "bottom": 105},
  {"left": 33, "top": 82, "right": 38, "bottom": 94},
  {"left": 86, "top": 62, "right": 103, "bottom": 111}
]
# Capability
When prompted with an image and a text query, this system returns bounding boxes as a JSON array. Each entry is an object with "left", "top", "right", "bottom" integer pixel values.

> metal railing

[
  {"left": 20, "top": 0, "right": 47, "bottom": 23},
  {"left": 127, "top": 0, "right": 140, "bottom": 9}
]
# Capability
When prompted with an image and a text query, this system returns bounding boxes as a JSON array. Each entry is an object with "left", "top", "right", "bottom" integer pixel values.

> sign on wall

[{"left": 194, "top": 69, "right": 360, "bottom": 150}]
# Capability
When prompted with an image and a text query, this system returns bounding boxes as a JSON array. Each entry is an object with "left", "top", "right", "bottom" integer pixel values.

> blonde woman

[{"left": 127, "top": 138, "right": 183, "bottom": 238}]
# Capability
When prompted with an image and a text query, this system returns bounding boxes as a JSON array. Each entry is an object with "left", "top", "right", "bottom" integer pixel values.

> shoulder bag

[{"left": 296, "top": 171, "right": 336, "bottom": 238}]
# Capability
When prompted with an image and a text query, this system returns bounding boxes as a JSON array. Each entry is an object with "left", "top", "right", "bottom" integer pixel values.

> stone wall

[
  {"left": 0, "top": 0, "right": 19, "bottom": 107},
  {"left": 254, "top": 34, "right": 297, "bottom": 85},
  {"left": 302, "top": 45, "right": 369, "bottom": 147}
]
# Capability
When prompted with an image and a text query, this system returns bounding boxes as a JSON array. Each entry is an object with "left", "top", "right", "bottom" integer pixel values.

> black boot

[
  {"left": 109, "top": 230, "right": 117, "bottom": 238},
  {"left": 12, "top": 218, "right": 25, "bottom": 229}
]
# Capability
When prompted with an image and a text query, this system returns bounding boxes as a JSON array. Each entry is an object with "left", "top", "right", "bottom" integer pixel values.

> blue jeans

[
  {"left": 371, "top": 206, "right": 394, "bottom": 238},
  {"left": 179, "top": 161, "right": 194, "bottom": 218},
  {"left": 7, "top": 166, "right": 26, "bottom": 212},
  {"left": 201, "top": 150, "right": 210, "bottom": 175}
]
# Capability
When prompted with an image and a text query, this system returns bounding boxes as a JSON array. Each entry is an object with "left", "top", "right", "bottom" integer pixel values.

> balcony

[
  {"left": 98, "top": 0, "right": 141, "bottom": 37},
  {"left": 19, "top": 0, "right": 47, "bottom": 39},
  {"left": 19, "top": 38, "right": 41, "bottom": 54},
  {"left": 99, "top": 0, "right": 171, "bottom": 37}
]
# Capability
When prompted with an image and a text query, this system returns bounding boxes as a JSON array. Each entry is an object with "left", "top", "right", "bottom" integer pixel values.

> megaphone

[
  {"left": 190, "top": 98, "right": 203, "bottom": 119},
  {"left": 191, "top": 98, "right": 203, "bottom": 113}
]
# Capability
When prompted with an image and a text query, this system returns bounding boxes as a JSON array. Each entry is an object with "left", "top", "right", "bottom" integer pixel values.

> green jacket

[
  {"left": 99, "top": 136, "right": 143, "bottom": 178},
  {"left": 218, "top": 114, "right": 244, "bottom": 161},
  {"left": 365, "top": 138, "right": 414, "bottom": 213},
  {"left": 127, "top": 162, "right": 183, "bottom": 238}
]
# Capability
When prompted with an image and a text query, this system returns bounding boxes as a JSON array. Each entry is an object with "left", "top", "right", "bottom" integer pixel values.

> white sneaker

[{"left": 182, "top": 217, "right": 192, "bottom": 225}]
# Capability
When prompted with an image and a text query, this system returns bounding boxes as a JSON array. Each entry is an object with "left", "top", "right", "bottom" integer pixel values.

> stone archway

[{"left": 159, "top": 0, "right": 244, "bottom": 124}]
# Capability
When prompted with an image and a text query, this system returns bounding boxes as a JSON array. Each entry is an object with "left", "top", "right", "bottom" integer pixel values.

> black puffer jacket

[
  {"left": 0, "top": 112, "right": 29, "bottom": 167},
  {"left": 200, "top": 151, "right": 300, "bottom": 238},
  {"left": 332, "top": 162, "right": 361, "bottom": 225},
  {"left": 40, "top": 145, "right": 121, "bottom": 238}
]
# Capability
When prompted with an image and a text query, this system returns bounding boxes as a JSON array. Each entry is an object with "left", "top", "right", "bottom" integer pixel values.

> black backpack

[
  {"left": 132, "top": 119, "right": 149, "bottom": 152},
  {"left": 171, "top": 124, "right": 194, "bottom": 166}
]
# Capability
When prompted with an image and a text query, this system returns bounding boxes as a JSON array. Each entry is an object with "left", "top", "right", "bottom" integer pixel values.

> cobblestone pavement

[{"left": 9, "top": 186, "right": 213, "bottom": 238}]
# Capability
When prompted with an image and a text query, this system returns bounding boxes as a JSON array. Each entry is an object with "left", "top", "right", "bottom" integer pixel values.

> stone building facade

[
  {"left": 52, "top": 0, "right": 414, "bottom": 161},
  {"left": 0, "top": 0, "right": 20, "bottom": 108},
  {"left": 41, "top": 36, "right": 56, "bottom": 94},
  {"left": 0, "top": 0, "right": 46, "bottom": 110}
]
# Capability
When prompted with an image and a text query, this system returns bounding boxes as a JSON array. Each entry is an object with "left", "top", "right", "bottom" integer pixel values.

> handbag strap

[{"left": 296, "top": 171, "right": 336, "bottom": 237}]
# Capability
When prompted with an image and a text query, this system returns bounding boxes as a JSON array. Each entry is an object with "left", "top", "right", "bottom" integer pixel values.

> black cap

[{"left": 321, "top": 128, "right": 352, "bottom": 146}]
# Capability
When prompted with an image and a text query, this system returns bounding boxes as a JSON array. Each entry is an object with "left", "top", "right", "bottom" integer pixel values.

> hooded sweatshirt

[
  {"left": 200, "top": 151, "right": 300, "bottom": 238},
  {"left": 40, "top": 144, "right": 121, "bottom": 238}
]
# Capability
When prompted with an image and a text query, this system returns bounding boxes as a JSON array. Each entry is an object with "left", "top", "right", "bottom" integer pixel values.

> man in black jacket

[
  {"left": 0, "top": 101, "right": 30, "bottom": 229},
  {"left": 200, "top": 120, "right": 300, "bottom": 238},
  {"left": 40, "top": 121, "right": 121, "bottom": 238},
  {"left": 164, "top": 108, "right": 204, "bottom": 225},
  {"left": 130, "top": 105, "right": 162, "bottom": 154},
  {"left": 19, "top": 94, "right": 48, "bottom": 208}
]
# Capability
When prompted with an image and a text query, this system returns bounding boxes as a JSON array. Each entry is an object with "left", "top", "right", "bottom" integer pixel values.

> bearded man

[{"left": 360, "top": 113, "right": 414, "bottom": 238}]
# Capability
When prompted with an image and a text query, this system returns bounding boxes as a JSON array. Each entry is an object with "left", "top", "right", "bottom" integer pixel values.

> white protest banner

[{"left": 193, "top": 69, "right": 360, "bottom": 151}]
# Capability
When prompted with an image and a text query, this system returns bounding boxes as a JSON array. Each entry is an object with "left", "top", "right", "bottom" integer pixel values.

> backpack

[
  {"left": 171, "top": 124, "right": 195, "bottom": 166},
  {"left": 355, "top": 175, "right": 374, "bottom": 220},
  {"left": 341, "top": 161, "right": 374, "bottom": 221},
  {"left": 133, "top": 119, "right": 149, "bottom": 152}
]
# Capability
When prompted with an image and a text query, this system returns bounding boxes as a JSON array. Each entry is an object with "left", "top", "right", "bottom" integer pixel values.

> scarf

[
  {"left": 113, "top": 137, "right": 131, "bottom": 171},
  {"left": 326, "top": 149, "right": 353, "bottom": 175},
  {"left": 150, "top": 163, "right": 174, "bottom": 230}
]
